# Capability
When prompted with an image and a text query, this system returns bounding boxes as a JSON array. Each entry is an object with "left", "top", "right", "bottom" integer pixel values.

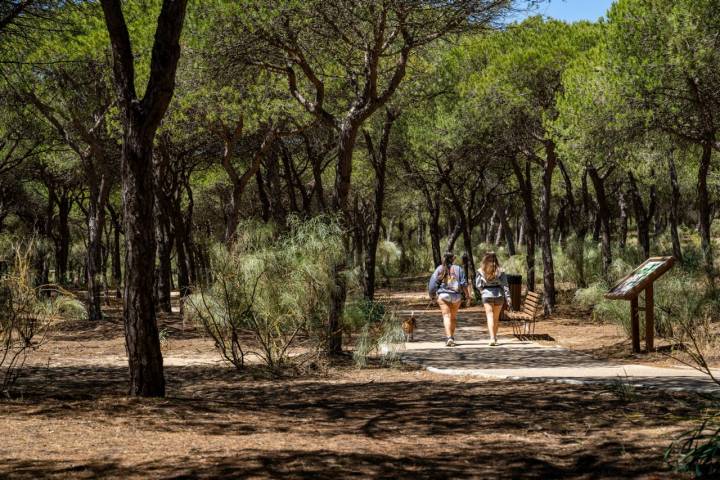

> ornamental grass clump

[
  {"left": 347, "top": 300, "right": 404, "bottom": 368},
  {"left": 185, "top": 216, "right": 344, "bottom": 373},
  {"left": 0, "top": 241, "right": 86, "bottom": 394},
  {"left": 663, "top": 285, "right": 720, "bottom": 477}
]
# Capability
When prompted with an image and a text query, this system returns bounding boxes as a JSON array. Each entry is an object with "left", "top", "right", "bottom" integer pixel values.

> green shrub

[
  {"left": 573, "top": 282, "right": 608, "bottom": 309},
  {"left": 667, "top": 416, "right": 720, "bottom": 478},
  {"left": 185, "top": 216, "right": 344, "bottom": 373},
  {"left": 592, "top": 298, "right": 629, "bottom": 331},
  {"left": 399, "top": 240, "right": 434, "bottom": 275},
  {"left": 0, "top": 241, "right": 86, "bottom": 393},
  {"left": 377, "top": 239, "right": 402, "bottom": 281},
  {"left": 49, "top": 295, "right": 88, "bottom": 321},
  {"left": 500, "top": 252, "right": 528, "bottom": 277},
  {"left": 343, "top": 299, "right": 386, "bottom": 333},
  {"left": 584, "top": 271, "right": 719, "bottom": 340},
  {"left": 352, "top": 308, "right": 405, "bottom": 368}
]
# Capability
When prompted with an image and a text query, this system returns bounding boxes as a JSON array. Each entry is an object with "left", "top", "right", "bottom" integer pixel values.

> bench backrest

[{"left": 522, "top": 291, "right": 543, "bottom": 318}]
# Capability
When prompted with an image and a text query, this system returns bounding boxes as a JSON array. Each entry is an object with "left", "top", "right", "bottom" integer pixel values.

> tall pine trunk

[
  {"left": 588, "top": 167, "right": 612, "bottom": 281},
  {"left": 539, "top": 141, "right": 557, "bottom": 312},
  {"left": 698, "top": 141, "right": 713, "bottom": 276},
  {"left": 154, "top": 208, "right": 173, "bottom": 313},
  {"left": 667, "top": 154, "right": 683, "bottom": 263},
  {"left": 122, "top": 131, "right": 165, "bottom": 396},
  {"left": 428, "top": 192, "right": 442, "bottom": 267},
  {"left": 362, "top": 110, "right": 397, "bottom": 301},
  {"left": 86, "top": 174, "right": 110, "bottom": 321},
  {"left": 627, "top": 171, "right": 656, "bottom": 259},
  {"left": 56, "top": 193, "right": 71, "bottom": 284},
  {"left": 511, "top": 157, "right": 537, "bottom": 292},
  {"left": 497, "top": 206, "right": 516, "bottom": 256},
  {"left": 101, "top": 0, "right": 188, "bottom": 397},
  {"left": 108, "top": 206, "right": 122, "bottom": 298},
  {"left": 618, "top": 190, "right": 628, "bottom": 250},
  {"left": 327, "top": 122, "right": 360, "bottom": 355}
]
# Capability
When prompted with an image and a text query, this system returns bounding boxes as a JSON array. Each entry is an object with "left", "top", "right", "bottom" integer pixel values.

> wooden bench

[{"left": 504, "top": 290, "right": 543, "bottom": 338}]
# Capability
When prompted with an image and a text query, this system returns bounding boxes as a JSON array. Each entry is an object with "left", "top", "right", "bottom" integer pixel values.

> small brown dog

[{"left": 402, "top": 311, "right": 417, "bottom": 342}]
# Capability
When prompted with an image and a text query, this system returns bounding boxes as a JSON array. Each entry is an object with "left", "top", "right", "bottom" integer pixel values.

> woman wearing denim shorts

[
  {"left": 475, "top": 252, "right": 511, "bottom": 346},
  {"left": 428, "top": 252, "right": 471, "bottom": 347}
]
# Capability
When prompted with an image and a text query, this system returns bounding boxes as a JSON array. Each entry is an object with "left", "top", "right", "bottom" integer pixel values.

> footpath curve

[{"left": 389, "top": 293, "right": 720, "bottom": 394}]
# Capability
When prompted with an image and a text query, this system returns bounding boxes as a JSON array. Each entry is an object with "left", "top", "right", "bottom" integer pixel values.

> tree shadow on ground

[
  {"left": 0, "top": 362, "right": 704, "bottom": 478},
  {"left": 0, "top": 446, "right": 666, "bottom": 479}
]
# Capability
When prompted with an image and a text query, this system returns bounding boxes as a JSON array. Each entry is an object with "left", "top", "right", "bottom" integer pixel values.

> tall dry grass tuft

[
  {"left": 0, "top": 240, "right": 86, "bottom": 394},
  {"left": 344, "top": 299, "right": 405, "bottom": 367},
  {"left": 185, "top": 216, "right": 345, "bottom": 374}
]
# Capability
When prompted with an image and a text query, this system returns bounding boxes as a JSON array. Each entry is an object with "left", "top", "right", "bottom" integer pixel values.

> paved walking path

[{"left": 394, "top": 300, "right": 720, "bottom": 394}]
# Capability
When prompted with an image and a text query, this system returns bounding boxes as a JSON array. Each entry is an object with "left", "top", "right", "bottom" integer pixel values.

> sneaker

[
  {"left": 489, "top": 338, "right": 497, "bottom": 347},
  {"left": 446, "top": 337, "right": 456, "bottom": 347}
]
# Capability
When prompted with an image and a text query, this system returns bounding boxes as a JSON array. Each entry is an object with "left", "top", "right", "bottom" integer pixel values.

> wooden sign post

[{"left": 604, "top": 256, "right": 675, "bottom": 353}]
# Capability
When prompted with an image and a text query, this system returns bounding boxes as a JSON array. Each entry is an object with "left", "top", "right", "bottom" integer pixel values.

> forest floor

[{"left": 0, "top": 287, "right": 715, "bottom": 479}]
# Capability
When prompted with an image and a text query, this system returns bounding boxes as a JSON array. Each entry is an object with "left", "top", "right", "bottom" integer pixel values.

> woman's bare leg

[
  {"left": 492, "top": 304, "right": 502, "bottom": 339},
  {"left": 448, "top": 301, "right": 460, "bottom": 338},
  {"left": 438, "top": 300, "right": 453, "bottom": 338},
  {"left": 483, "top": 303, "right": 496, "bottom": 341}
]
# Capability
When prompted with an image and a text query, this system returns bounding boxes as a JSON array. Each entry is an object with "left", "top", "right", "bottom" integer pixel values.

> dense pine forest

[{"left": 1, "top": 0, "right": 720, "bottom": 477}]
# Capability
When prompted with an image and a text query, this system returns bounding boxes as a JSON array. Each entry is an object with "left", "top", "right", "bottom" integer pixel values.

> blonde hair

[{"left": 481, "top": 252, "right": 501, "bottom": 281}]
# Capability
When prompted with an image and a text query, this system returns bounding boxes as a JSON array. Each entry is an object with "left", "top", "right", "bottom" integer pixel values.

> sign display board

[
  {"left": 604, "top": 256, "right": 675, "bottom": 353},
  {"left": 605, "top": 257, "right": 675, "bottom": 301}
]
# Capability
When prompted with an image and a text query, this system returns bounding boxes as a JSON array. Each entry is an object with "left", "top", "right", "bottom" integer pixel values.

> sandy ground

[{"left": 0, "top": 290, "right": 713, "bottom": 479}]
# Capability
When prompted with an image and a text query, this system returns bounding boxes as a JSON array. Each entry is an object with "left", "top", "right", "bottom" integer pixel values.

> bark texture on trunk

[
  {"left": 698, "top": 141, "right": 714, "bottom": 276},
  {"left": 86, "top": 171, "right": 110, "bottom": 321},
  {"left": 627, "top": 171, "right": 656, "bottom": 259},
  {"left": 667, "top": 154, "right": 683, "bottom": 263},
  {"left": 361, "top": 109, "right": 398, "bottom": 301},
  {"left": 539, "top": 141, "right": 557, "bottom": 312},
  {"left": 511, "top": 157, "right": 537, "bottom": 292},
  {"left": 497, "top": 205, "right": 516, "bottom": 256},
  {"left": 588, "top": 167, "right": 612, "bottom": 281},
  {"left": 326, "top": 123, "right": 360, "bottom": 355},
  {"left": 55, "top": 191, "right": 72, "bottom": 285},
  {"left": 100, "top": 0, "right": 188, "bottom": 397}
]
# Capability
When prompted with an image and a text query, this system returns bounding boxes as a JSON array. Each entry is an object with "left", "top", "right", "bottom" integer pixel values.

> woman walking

[
  {"left": 475, "top": 252, "right": 511, "bottom": 346},
  {"left": 428, "top": 252, "right": 471, "bottom": 347}
]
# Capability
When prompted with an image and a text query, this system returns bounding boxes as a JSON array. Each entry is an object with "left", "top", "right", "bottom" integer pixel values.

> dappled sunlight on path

[{"left": 379, "top": 290, "right": 720, "bottom": 394}]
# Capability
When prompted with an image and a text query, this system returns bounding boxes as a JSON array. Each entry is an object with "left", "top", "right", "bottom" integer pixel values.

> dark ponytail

[
  {"left": 439, "top": 252, "right": 455, "bottom": 281},
  {"left": 443, "top": 252, "right": 455, "bottom": 269}
]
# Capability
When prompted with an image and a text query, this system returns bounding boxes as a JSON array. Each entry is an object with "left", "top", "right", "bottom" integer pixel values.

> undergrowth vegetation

[
  {"left": 344, "top": 299, "right": 405, "bottom": 367},
  {"left": 0, "top": 241, "right": 86, "bottom": 394},
  {"left": 185, "top": 216, "right": 345, "bottom": 373}
]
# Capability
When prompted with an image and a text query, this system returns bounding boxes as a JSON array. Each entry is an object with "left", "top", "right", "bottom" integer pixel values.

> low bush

[
  {"left": 343, "top": 299, "right": 386, "bottom": 333},
  {"left": 185, "top": 216, "right": 344, "bottom": 373},
  {"left": 350, "top": 306, "right": 405, "bottom": 368},
  {"left": 377, "top": 240, "right": 402, "bottom": 283},
  {"left": 573, "top": 282, "right": 608, "bottom": 310},
  {"left": 574, "top": 271, "right": 718, "bottom": 340},
  {"left": 666, "top": 416, "right": 720, "bottom": 478},
  {"left": 0, "top": 241, "right": 86, "bottom": 394}
]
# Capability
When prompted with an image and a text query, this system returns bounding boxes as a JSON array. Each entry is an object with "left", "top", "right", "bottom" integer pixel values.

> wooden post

[
  {"left": 645, "top": 284, "right": 654, "bottom": 352},
  {"left": 630, "top": 297, "right": 640, "bottom": 353}
]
